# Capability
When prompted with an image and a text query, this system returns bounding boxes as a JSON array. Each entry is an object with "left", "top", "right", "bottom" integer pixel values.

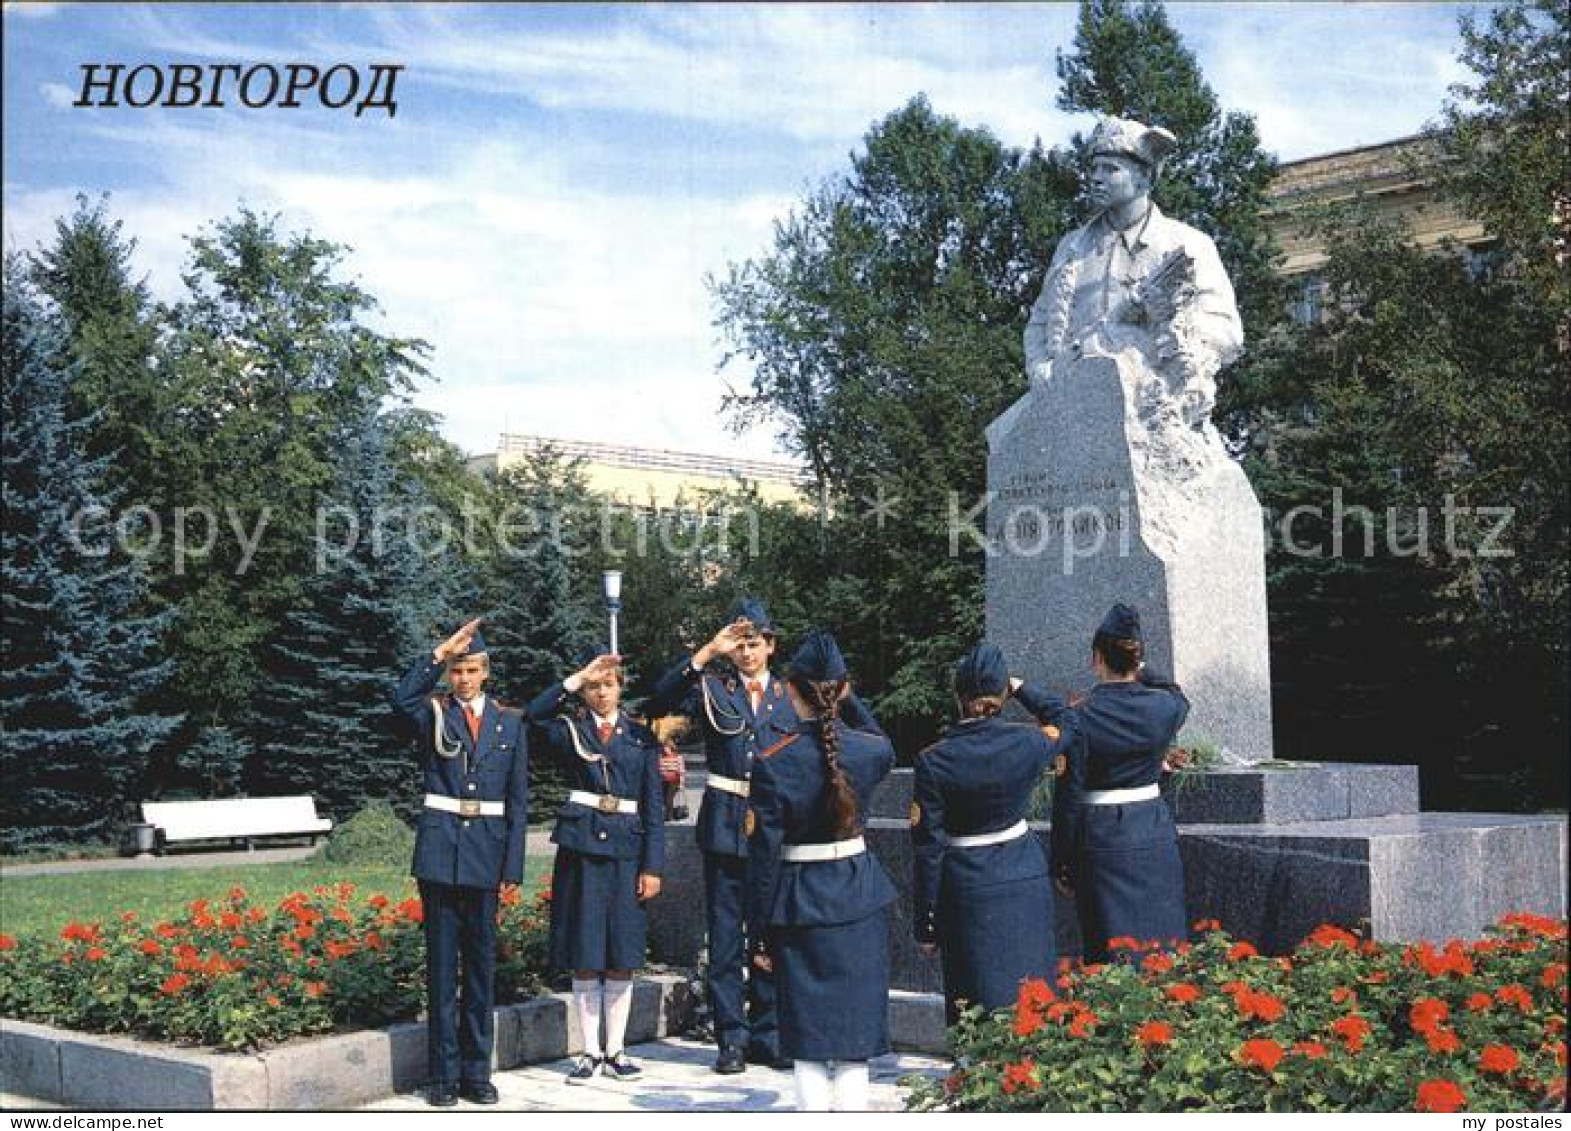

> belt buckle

[
  {"left": 596, "top": 794, "right": 620, "bottom": 814},
  {"left": 459, "top": 799, "right": 483, "bottom": 818}
]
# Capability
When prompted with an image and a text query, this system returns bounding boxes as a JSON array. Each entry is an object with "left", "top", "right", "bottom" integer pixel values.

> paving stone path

[{"left": 360, "top": 1037, "right": 945, "bottom": 1112}]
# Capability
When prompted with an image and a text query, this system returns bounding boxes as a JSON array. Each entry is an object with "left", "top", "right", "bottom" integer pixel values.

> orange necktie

[
  {"left": 748, "top": 680, "right": 763, "bottom": 713},
  {"left": 597, "top": 722, "right": 614, "bottom": 745},
  {"left": 462, "top": 701, "right": 481, "bottom": 742}
]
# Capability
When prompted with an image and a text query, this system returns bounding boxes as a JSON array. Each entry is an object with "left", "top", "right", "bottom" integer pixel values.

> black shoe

[
  {"left": 565, "top": 1054, "right": 601, "bottom": 1085},
  {"left": 426, "top": 1083, "right": 459, "bottom": 1107},
  {"left": 602, "top": 1050, "right": 643, "bottom": 1080},
  {"left": 746, "top": 1044, "right": 792, "bottom": 1070},
  {"left": 459, "top": 1079, "right": 500, "bottom": 1104},
  {"left": 714, "top": 1046, "right": 745, "bottom": 1075}
]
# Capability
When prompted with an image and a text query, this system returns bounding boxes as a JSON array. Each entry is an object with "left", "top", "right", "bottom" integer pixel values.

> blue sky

[{"left": 2, "top": 2, "right": 1484, "bottom": 461}]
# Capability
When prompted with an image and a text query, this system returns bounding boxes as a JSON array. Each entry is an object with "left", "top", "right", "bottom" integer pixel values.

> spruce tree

[
  {"left": 483, "top": 446, "right": 601, "bottom": 812},
  {"left": 0, "top": 258, "right": 180, "bottom": 848},
  {"left": 28, "top": 194, "right": 164, "bottom": 497},
  {"left": 250, "top": 404, "right": 456, "bottom": 820}
]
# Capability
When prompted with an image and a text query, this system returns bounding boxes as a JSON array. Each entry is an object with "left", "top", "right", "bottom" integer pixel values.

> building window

[{"left": 1292, "top": 275, "right": 1326, "bottom": 325}]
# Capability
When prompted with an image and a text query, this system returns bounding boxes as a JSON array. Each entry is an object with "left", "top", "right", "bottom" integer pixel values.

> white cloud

[
  {"left": 1182, "top": 3, "right": 1473, "bottom": 160},
  {"left": 39, "top": 81, "right": 74, "bottom": 108},
  {"left": 2, "top": 2, "right": 64, "bottom": 19},
  {"left": 2, "top": 107, "right": 790, "bottom": 461}
]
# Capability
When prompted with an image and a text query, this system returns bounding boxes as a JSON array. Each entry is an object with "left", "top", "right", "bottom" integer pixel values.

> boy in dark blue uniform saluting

[
  {"left": 391, "top": 618, "right": 529, "bottom": 1107},
  {"left": 647, "top": 599, "right": 883, "bottom": 1074}
]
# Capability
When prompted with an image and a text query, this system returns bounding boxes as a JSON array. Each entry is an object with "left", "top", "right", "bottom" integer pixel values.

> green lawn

[{"left": 0, "top": 855, "right": 552, "bottom": 941}]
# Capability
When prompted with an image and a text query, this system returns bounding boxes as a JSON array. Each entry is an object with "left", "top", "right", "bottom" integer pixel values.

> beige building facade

[
  {"left": 1262, "top": 134, "right": 1492, "bottom": 320},
  {"left": 470, "top": 433, "right": 809, "bottom": 509}
]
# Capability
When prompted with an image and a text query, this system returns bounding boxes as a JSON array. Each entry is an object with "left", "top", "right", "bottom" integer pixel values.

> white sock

[
  {"left": 793, "top": 1060, "right": 833, "bottom": 1111},
  {"left": 602, "top": 977, "right": 634, "bottom": 1057},
  {"left": 572, "top": 978, "right": 604, "bottom": 1057},
  {"left": 831, "top": 1060, "right": 870, "bottom": 1111}
]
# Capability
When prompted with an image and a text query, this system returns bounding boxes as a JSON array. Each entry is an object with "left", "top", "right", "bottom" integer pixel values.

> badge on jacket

[
  {"left": 745, "top": 809, "right": 757, "bottom": 837},
  {"left": 909, "top": 801, "right": 922, "bottom": 828},
  {"left": 1054, "top": 754, "right": 1068, "bottom": 778}
]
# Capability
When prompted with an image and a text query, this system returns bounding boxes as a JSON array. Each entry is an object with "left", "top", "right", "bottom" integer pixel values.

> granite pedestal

[{"left": 984, "top": 357, "right": 1274, "bottom": 762}]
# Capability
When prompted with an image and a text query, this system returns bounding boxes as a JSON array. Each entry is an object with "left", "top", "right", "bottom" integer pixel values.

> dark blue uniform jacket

[
  {"left": 745, "top": 723, "right": 898, "bottom": 935},
  {"left": 392, "top": 654, "right": 529, "bottom": 889},
  {"left": 910, "top": 698, "right": 1075, "bottom": 944},
  {"left": 646, "top": 658, "right": 883, "bottom": 859},
  {"left": 1017, "top": 676, "right": 1188, "bottom": 875},
  {"left": 527, "top": 682, "right": 665, "bottom": 875}
]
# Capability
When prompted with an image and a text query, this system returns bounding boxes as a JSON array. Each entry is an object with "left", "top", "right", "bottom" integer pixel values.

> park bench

[{"left": 140, "top": 795, "right": 333, "bottom": 852}]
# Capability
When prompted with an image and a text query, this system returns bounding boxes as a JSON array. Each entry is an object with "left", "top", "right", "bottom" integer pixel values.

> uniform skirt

[
  {"left": 770, "top": 908, "right": 890, "bottom": 1061},
  {"left": 548, "top": 848, "right": 647, "bottom": 971},
  {"left": 938, "top": 872, "right": 1055, "bottom": 1021},
  {"left": 1072, "top": 797, "right": 1186, "bottom": 963}
]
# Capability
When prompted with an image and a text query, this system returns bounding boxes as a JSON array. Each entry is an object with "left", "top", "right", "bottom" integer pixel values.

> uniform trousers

[
  {"left": 704, "top": 852, "right": 779, "bottom": 1054},
  {"left": 418, "top": 879, "right": 499, "bottom": 1086}
]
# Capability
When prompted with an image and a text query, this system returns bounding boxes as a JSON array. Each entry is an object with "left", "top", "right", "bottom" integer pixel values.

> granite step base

[
  {"left": 1164, "top": 762, "right": 1419, "bottom": 824},
  {"left": 648, "top": 812, "right": 1567, "bottom": 994}
]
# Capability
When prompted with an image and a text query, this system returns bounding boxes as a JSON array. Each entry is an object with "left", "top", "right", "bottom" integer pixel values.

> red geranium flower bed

[
  {"left": 908, "top": 913, "right": 1568, "bottom": 1112},
  {"left": 0, "top": 883, "right": 551, "bottom": 1050}
]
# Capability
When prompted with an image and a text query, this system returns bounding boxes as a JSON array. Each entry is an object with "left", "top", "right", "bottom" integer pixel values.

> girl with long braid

[{"left": 744, "top": 630, "right": 897, "bottom": 1111}]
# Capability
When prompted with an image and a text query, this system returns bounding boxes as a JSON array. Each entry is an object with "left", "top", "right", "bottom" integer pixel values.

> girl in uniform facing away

[
  {"left": 912, "top": 643, "right": 1076, "bottom": 1021},
  {"left": 745, "top": 630, "right": 897, "bottom": 1111},
  {"left": 1020, "top": 604, "right": 1190, "bottom": 962}
]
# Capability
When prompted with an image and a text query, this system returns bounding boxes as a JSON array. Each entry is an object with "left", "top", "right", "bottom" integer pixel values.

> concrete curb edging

[{"left": 1, "top": 975, "right": 694, "bottom": 1110}]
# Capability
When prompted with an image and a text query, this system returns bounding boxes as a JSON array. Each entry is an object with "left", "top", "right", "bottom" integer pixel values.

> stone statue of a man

[{"left": 1024, "top": 118, "right": 1243, "bottom": 430}]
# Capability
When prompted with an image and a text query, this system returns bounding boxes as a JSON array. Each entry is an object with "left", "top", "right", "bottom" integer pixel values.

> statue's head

[{"left": 1086, "top": 118, "right": 1178, "bottom": 216}]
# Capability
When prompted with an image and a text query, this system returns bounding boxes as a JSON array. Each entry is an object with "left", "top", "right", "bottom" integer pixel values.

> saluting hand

[
  {"left": 637, "top": 873, "right": 662, "bottom": 901},
  {"left": 565, "top": 652, "right": 621, "bottom": 692},
  {"left": 694, "top": 618, "right": 752, "bottom": 667},
  {"left": 435, "top": 617, "right": 484, "bottom": 663}
]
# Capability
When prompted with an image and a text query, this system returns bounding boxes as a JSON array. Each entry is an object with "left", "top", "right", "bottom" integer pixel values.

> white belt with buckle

[
  {"left": 780, "top": 836, "right": 866, "bottom": 862},
  {"left": 424, "top": 793, "right": 505, "bottom": 818},
  {"left": 1082, "top": 783, "right": 1160, "bottom": 806},
  {"left": 949, "top": 820, "right": 1029, "bottom": 848},
  {"left": 569, "top": 790, "right": 638, "bottom": 815},
  {"left": 705, "top": 774, "right": 751, "bottom": 798}
]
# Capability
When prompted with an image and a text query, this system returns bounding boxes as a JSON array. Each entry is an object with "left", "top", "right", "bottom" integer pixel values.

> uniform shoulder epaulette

[
  {"left": 495, "top": 702, "right": 524, "bottom": 717},
  {"left": 759, "top": 734, "right": 799, "bottom": 759}
]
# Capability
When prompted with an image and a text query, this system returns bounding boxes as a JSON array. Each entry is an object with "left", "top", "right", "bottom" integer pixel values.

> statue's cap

[{"left": 1089, "top": 117, "right": 1178, "bottom": 170}]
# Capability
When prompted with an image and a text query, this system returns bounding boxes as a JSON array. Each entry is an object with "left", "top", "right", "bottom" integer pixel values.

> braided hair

[{"left": 787, "top": 674, "right": 861, "bottom": 841}]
